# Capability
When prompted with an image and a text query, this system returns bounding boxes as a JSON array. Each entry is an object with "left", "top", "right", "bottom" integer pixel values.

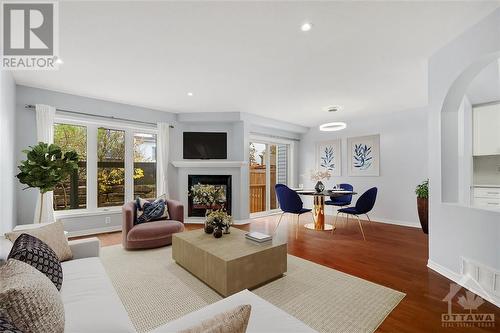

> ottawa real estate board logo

[
  {"left": 1, "top": 1, "right": 59, "bottom": 70},
  {"left": 442, "top": 283, "right": 495, "bottom": 328}
]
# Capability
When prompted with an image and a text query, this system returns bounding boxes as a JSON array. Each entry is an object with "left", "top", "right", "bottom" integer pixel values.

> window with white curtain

[{"left": 53, "top": 115, "right": 157, "bottom": 213}]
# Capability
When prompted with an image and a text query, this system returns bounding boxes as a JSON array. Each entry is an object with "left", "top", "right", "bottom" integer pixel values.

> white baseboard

[
  {"left": 67, "top": 225, "right": 122, "bottom": 238},
  {"left": 369, "top": 216, "right": 420, "bottom": 228},
  {"left": 232, "top": 219, "right": 253, "bottom": 225},
  {"left": 427, "top": 259, "right": 500, "bottom": 308},
  {"left": 325, "top": 212, "right": 420, "bottom": 228}
]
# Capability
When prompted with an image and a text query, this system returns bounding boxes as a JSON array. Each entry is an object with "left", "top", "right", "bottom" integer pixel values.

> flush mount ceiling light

[
  {"left": 301, "top": 22, "right": 313, "bottom": 32},
  {"left": 187, "top": 92, "right": 194, "bottom": 96},
  {"left": 323, "top": 105, "right": 343, "bottom": 113},
  {"left": 319, "top": 122, "right": 347, "bottom": 132}
]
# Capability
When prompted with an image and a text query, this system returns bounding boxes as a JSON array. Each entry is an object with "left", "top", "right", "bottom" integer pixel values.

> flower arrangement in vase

[
  {"left": 310, "top": 170, "right": 332, "bottom": 192},
  {"left": 205, "top": 209, "right": 233, "bottom": 238}
]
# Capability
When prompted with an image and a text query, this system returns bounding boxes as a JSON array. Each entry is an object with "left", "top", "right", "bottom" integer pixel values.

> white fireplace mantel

[{"left": 171, "top": 160, "right": 247, "bottom": 168}]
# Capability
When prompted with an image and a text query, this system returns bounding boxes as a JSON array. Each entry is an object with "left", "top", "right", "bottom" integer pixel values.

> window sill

[{"left": 54, "top": 207, "right": 122, "bottom": 219}]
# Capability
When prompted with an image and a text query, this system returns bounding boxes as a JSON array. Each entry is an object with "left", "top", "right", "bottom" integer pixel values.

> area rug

[{"left": 100, "top": 245, "right": 405, "bottom": 333}]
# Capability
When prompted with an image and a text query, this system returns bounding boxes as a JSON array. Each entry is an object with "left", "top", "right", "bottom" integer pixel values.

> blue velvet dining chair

[
  {"left": 325, "top": 183, "right": 354, "bottom": 208},
  {"left": 274, "top": 184, "right": 311, "bottom": 236},
  {"left": 333, "top": 187, "right": 378, "bottom": 240}
]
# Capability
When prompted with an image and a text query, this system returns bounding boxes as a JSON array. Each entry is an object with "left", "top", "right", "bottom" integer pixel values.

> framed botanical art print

[
  {"left": 316, "top": 139, "right": 341, "bottom": 176},
  {"left": 348, "top": 135, "right": 380, "bottom": 176}
]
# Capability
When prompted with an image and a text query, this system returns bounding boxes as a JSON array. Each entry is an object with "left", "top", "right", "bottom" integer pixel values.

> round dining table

[{"left": 295, "top": 189, "right": 357, "bottom": 231}]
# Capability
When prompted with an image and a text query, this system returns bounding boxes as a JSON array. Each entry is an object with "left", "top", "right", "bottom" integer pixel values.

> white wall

[
  {"left": 466, "top": 59, "right": 500, "bottom": 105},
  {"left": 457, "top": 96, "right": 473, "bottom": 205},
  {"left": 0, "top": 71, "right": 16, "bottom": 234},
  {"left": 299, "top": 109, "right": 428, "bottom": 227},
  {"left": 427, "top": 8, "right": 500, "bottom": 304}
]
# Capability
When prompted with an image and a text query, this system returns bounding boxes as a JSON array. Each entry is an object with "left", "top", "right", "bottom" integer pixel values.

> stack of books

[{"left": 245, "top": 231, "right": 272, "bottom": 243}]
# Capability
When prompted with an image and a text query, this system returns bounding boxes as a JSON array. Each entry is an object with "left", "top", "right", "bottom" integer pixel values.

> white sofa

[
  {"left": 1, "top": 236, "right": 316, "bottom": 332},
  {"left": 60, "top": 238, "right": 136, "bottom": 332}
]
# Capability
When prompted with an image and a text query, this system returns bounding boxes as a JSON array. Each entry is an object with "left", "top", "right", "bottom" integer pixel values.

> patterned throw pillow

[
  {"left": 179, "top": 304, "right": 251, "bottom": 333},
  {"left": 0, "top": 259, "right": 65, "bottom": 333},
  {"left": 135, "top": 194, "right": 170, "bottom": 224},
  {"left": 4, "top": 221, "right": 72, "bottom": 262},
  {"left": 8, "top": 234, "right": 63, "bottom": 291},
  {"left": 0, "top": 315, "right": 24, "bottom": 333}
]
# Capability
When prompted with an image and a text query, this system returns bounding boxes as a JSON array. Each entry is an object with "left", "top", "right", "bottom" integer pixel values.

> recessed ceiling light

[
  {"left": 301, "top": 22, "right": 312, "bottom": 32},
  {"left": 319, "top": 122, "right": 347, "bottom": 132},
  {"left": 187, "top": 92, "right": 194, "bottom": 96}
]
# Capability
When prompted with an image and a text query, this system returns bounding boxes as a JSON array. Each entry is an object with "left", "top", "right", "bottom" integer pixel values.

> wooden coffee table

[{"left": 172, "top": 228, "right": 287, "bottom": 297}]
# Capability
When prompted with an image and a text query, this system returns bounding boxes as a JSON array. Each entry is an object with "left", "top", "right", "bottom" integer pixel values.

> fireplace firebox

[{"left": 188, "top": 175, "right": 232, "bottom": 217}]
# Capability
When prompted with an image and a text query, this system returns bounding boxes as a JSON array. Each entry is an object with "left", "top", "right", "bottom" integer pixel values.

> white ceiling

[{"left": 12, "top": 1, "right": 500, "bottom": 127}]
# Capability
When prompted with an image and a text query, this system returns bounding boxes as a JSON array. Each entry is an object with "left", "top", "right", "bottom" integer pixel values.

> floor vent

[{"left": 461, "top": 257, "right": 500, "bottom": 299}]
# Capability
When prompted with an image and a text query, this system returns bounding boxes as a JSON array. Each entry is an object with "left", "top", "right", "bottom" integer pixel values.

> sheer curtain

[
  {"left": 157, "top": 122, "right": 170, "bottom": 197},
  {"left": 34, "top": 104, "right": 56, "bottom": 223}
]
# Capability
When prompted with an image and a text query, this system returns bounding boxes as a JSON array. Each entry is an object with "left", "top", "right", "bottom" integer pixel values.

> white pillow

[
  {"left": 4, "top": 221, "right": 72, "bottom": 262},
  {"left": 0, "top": 237, "right": 13, "bottom": 266}
]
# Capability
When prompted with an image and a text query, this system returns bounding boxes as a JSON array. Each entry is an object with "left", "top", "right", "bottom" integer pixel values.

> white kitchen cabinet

[
  {"left": 473, "top": 186, "right": 500, "bottom": 209},
  {"left": 473, "top": 103, "right": 500, "bottom": 156},
  {"left": 473, "top": 187, "right": 500, "bottom": 198},
  {"left": 474, "top": 197, "right": 500, "bottom": 208}
]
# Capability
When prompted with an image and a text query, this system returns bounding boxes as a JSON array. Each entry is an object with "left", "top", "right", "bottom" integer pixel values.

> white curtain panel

[
  {"left": 34, "top": 104, "right": 56, "bottom": 224},
  {"left": 157, "top": 122, "right": 170, "bottom": 197}
]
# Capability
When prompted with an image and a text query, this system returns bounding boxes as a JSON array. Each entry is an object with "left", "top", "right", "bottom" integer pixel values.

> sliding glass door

[{"left": 249, "top": 141, "right": 289, "bottom": 214}]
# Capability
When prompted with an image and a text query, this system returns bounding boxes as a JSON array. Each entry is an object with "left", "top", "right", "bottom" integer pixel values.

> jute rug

[{"left": 100, "top": 245, "right": 404, "bottom": 333}]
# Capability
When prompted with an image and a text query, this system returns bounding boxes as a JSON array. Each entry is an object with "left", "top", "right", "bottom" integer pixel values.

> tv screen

[{"left": 183, "top": 132, "right": 227, "bottom": 159}]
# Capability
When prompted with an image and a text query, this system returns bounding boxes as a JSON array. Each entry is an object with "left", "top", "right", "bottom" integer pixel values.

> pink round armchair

[{"left": 122, "top": 199, "right": 184, "bottom": 250}]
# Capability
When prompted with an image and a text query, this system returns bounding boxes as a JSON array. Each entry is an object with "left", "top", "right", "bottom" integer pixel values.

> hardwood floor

[{"left": 72, "top": 214, "right": 499, "bottom": 332}]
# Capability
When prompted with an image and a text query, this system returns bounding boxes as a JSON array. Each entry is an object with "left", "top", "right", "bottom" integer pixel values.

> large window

[
  {"left": 97, "top": 128, "right": 125, "bottom": 207},
  {"left": 134, "top": 133, "right": 157, "bottom": 199},
  {"left": 53, "top": 119, "right": 157, "bottom": 213},
  {"left": 53, "top": 124, "right": 87, "bottom": 210}
]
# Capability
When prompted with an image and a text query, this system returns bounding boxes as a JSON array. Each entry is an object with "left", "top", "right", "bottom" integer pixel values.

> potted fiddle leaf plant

[
  {"left": 415, "top": 179, "right": 429, "bottom": 234},
  {"left": 17, "top": 142, "right": 79, "bottom": 224}
]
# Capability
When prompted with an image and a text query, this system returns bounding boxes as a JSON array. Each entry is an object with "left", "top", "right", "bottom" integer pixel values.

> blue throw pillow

[{"left": 136, "top": 199, "right": 168, "bottom": 224}]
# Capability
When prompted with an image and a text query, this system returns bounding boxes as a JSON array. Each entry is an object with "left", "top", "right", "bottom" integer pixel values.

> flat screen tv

[{"left": 183, "top": 132, "right": 227, "bottom": 159}]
